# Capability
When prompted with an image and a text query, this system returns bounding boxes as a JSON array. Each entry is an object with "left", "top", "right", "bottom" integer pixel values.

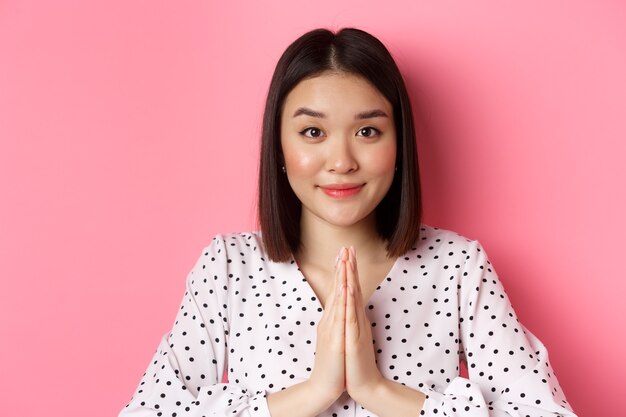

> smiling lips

[{"left": 319, "top": 183, "right": 365, "bottom": 198}]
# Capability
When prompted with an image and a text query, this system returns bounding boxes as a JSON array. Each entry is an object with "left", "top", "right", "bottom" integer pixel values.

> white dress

[{"left": 119, "top": 225, "right": 576, "bottom": 417}]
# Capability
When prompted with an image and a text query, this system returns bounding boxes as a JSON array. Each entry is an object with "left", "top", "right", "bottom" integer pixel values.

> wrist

[
  {"left": 353, "top": 378, "right": 426, "bottom": 417},
  {"left": 305, "top": 377, "right": 343, "bottom": 409},
  {"left": 267, "top": 380, "right": 336, "bottom": 417},
  {"left": 347, "top": 373, "right": 385, "bottom": 405}
]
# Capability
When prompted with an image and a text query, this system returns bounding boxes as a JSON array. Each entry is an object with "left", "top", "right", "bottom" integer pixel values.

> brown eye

[
  {"left": 357, "top": 127, "right": 380, "bottom": 137},
  {"left": 301, "top": 128, "right": 324, "bottom": 138}
]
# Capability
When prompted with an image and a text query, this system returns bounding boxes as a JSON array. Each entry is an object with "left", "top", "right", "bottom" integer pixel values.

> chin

[{"left": 323, "top": 212, "right": 371, "bottom": 228}]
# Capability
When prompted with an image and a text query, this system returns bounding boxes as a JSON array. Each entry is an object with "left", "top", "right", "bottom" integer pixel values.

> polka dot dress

[{"left": 119, "top": 225, "right": 576, "bottom": 417}]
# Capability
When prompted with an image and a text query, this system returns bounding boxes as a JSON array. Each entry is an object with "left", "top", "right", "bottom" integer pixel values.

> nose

[{"left": 326, "top": 136, "right": 358, "bottom": 174}]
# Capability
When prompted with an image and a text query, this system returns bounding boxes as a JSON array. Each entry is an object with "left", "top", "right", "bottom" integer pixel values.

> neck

[{"left": 296, "top": 212, "right": 390, "bottom": 271}]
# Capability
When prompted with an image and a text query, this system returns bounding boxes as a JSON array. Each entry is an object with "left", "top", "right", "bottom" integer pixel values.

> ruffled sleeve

[
  {"left": 419, "top": 240, "right": 576, "bottom": 416},
  {"left": 119, "top": 236, "right": 272, "bottom": 417}
]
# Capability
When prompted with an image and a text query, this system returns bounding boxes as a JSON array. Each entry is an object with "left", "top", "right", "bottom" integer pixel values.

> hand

[
  {"left": 307, "top": 248, "right": 348, "bottom": 406},
  {"left": 270, "top": 247, "right": 424, "bottom": 417},
  {"left": 344, "top": 247, "right": 385, "bottom": 401}
]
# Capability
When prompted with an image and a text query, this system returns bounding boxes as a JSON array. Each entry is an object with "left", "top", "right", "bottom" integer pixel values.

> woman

[{"left": 119, "top": 28, "right": 576, "bottom": 417}]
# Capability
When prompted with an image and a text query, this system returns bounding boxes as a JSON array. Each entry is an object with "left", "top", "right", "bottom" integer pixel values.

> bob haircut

[{"left": 259, "top": 27, "right": 422, "bottom": 262}]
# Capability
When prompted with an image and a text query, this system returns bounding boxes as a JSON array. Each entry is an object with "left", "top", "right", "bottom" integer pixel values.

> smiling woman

[
  {"left": 259, "top": 29, "right": 422, "bottom": 265},
  {"left": 119, "top": 28, "right": 578, "bottom": 417}
]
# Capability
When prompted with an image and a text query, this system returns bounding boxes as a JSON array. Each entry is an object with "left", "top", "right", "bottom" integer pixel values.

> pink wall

[{"left": 1, "top": 1, "right": 624, "bottom": 416}]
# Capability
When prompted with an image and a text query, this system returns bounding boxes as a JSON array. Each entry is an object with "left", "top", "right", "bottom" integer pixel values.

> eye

[
  {"left": 356, "top": 127, "right": 381, "bottom": 138},
  {"left": 300, "top": 127, "right": 324, "bottom": 138}
]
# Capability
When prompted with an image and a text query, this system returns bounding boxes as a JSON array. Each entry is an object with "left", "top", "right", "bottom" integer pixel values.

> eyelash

[
  {"left": 299, "top": 127, "right": 381, "bottom": 139},
  {"left": 300, "top": 127, "right": 324, "bottom": 138},
  {"left": 356, "top": 127, "right": 381, "bottom": 138}
]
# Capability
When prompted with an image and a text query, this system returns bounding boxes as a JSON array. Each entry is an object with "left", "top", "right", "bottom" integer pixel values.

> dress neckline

[{"left": 287, "top": 254, "right": 402, "bottom": 311}]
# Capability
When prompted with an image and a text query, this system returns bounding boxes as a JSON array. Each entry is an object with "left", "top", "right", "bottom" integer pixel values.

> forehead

[{"left": 282, "top": 72, "right": 392, "bottom": 116}]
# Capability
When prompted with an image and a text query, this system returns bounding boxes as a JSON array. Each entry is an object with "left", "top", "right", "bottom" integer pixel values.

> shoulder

[
  {"left": 405, "top": 224, "right": 491, "bottom": 272},
  {"left": 209, "top": 231, "right": 263, "bottom": 252},
  {"left": 200, "top": 231, "right": 270, "bottom": 264},
  {"left": 414, "top": 224, "right": 481, "bottom": 252},
  {"left": 187, "top": 232, "right": 269, "bottom": 293}
]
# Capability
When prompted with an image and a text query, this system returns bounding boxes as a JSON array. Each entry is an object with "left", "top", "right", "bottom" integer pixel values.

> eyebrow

[
  {"left": 292, "top": 107, "right": 326, "bottom": 118},
  {"left": 292, "top": 107, "right": 389, "bottom": 120},
  {"left": 355, "top": 109, "right": 389, "bottom": 120}
]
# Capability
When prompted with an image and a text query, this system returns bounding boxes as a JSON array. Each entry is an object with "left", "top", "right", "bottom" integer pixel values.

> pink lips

[{"left": 319, "top": 183, "right": 364, "bottom": 198}]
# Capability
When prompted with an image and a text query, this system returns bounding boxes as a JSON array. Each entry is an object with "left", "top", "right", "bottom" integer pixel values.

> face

[{"left": 280, "top": 71, "right": 397, "bottom": 230}]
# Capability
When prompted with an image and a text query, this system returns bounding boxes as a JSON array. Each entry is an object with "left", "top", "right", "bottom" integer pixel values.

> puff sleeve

[
  {"left": 419, "top": 240, "right": 577, "bottom": 416},
  {"left": 119, "top": 236, "right": 272, "bottom": 417}
]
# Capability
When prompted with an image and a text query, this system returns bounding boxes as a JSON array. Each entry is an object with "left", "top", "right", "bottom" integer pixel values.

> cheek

[
  {"left": 282, "top": 144, "right": 320, "bottom": 177},
  {"left": 365, "top": 143, "right": 397, "bottom": 174}
]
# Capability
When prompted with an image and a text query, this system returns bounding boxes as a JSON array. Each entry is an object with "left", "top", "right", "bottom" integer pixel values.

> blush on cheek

[
  {"left": 285, "top": 150, "right": 318, "bottom": 174},
  {"left": 368, "top": 148, "right": 396, "bottom": 173}
]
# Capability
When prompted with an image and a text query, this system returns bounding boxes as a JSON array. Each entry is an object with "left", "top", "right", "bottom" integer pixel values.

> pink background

[{"left": 1, "top": 1, "right": 624, "bottom": 416}]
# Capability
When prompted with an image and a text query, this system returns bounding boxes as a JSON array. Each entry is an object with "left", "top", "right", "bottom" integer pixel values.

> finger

[
  {"left": 349, "top": 246, "right": 362, "bottom": 295},
  {"left": 351, "top": 246, "right": 363, "bottom": 308},
  {"left": 334, "top": 257, "right": 347, "bottom": 323},
  {"left": 320, "top": 256, "right": 341, "bottom": 323},
  {"left": 345, "top": 259, "right": 359, "bottom": 343},
  {"left": 336, "top": 246, "right": 349, "bottom": 307},
  {"left": 348, "top": 247, "right": 367, "bottom": 330},
  {"left": 333, "top": 261, "right": 347, "bottom": 356},
  {"left": 348, "top": 246, "right": 363, "bottom": 302}
]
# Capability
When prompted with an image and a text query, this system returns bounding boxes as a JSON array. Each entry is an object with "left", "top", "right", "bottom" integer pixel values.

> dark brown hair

[{"left": 258, "top": 28, "right": 422, "bottom": 262}]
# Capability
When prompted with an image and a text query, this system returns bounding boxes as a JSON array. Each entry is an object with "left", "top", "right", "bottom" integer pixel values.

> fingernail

[
  {"left": 350, "top": 245, "right": 355, "bottom": 257},
  {"left": 341, "top": 246, "right": 348, "bottom": 261}
]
